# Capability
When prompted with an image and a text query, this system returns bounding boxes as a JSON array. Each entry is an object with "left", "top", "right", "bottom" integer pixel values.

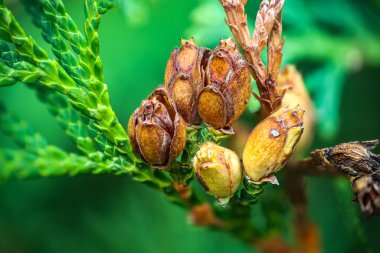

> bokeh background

[{"left": 0, "top": 0, "right": 379, "bottom": 252}]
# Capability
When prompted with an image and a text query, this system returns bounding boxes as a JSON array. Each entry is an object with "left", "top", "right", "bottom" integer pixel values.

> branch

[
  {"left": 0, "top": 1, "right": 132, "bottom": 159},
  {"left": 283, "top": 171, "right": 321, "bottom": 253},
  {"left": 218, "top": 0, "right": 285, "bottom": 115},
  {"left": 0, "top": 103, "right": 113, "bottom": 179},
  {"left": 289, "top": 140, "right": 380, "bottom": 215},
  {"left": 0, "top": 147, "right": 113, "bottom": 180}
]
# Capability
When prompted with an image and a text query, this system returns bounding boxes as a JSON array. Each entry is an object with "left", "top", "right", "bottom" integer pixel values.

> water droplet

[{"left": 270, "top": 129, "right": 280, "bottom": 138}]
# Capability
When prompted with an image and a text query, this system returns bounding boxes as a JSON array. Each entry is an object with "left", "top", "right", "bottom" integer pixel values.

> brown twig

[
  {"left": 284, "top": 170, "right": 321, "bottom": 253},
  {"left": 189, "top": 203, "right": 226, "bottom": 228},
  {"left": 287, "top": 157, "right": 341, "bottom": 177},
  {"left": 218, "top": 0, "right": 285, "bottom": 115},
  {"left": 256, "top": 236, "right": 294, "bottom": 253},
  {"left": 173, "top": 183, "right": 226, "bottom": 228},
  {"left": 267, "top": 11, "right": 285, "bottom": 81}
]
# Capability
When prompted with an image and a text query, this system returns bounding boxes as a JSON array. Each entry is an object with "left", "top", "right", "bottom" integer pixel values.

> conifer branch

[{"left": 0, "top": 0, "right": 131, "bottom": 159}]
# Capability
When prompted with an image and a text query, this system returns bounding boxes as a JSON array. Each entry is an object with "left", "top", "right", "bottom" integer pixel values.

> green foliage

[
  {"left": 0, "top": 0, "right": 345, "bottom": 247},
  {"left": 0, "top": 2, "right": 250, "bottom": 226},
  {"left": 1, "top": 1, "right": 379, "bottom": 252},
  {"left": 0, "top": 0, "right": 129, "bottom": 157},
  {"left": 35, "top": 87, "right": 102, "bottom": 157},
  {"left": 0, "top": 147, "right": 110, "bottom": 180},
  {"left": 0, "top": 0, "right": 180, "bottom": 198},
  {"left": 0, "top": 103, "right": 112, "bottom": 180},
  {"left": 0, "top": 13, "right": 267, "bottom": 231}
]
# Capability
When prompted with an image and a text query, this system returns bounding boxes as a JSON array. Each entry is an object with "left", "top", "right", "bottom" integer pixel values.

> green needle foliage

[
  {"left": 0, "top": 0, "right": 284, "bottom": 246},
  {"left": 0, "top": 0, "right": 181, "bottom": 199},
  {"left": 0, "top": 0, "right": 129, "bottom": 155},
  {"left": 0, "top": 103, "right": 112, "bottom": 180}
]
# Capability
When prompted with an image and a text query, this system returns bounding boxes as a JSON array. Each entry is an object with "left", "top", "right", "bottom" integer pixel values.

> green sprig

[
  {"left": 0, "top": 1, "right": 131, "bottom": 159},
  {"left": 0, "top": 0, "right": 178, "bottom": 197},
  {"left": 0, "top": 147, "right": 112, "bottom": 180},
  {"left": 0, "top": 103, "right": 175, "bottom": 197},
  {"left": 0, "top": 104, "right": 111, "bottom": 179}
]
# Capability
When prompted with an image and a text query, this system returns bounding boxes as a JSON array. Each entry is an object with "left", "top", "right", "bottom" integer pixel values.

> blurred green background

[{"left": 0, "top": 0, "right": 379, "bottom": 252}]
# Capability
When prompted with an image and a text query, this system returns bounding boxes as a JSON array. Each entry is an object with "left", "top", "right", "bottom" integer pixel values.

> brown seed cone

[
  {"left": 311, "top": 140, "right": 380, "bottom": 177},
  {"left": 128, "top": 87, "right": 186, "bottom": 168},
  {"left": 243, "top": 106, "right": 304, "bottom": 182},
  {"left": 309, "top": 140, "right": 380, "bottom": 215},
  {"left": 164, "top": 38, "right": 210, "bottom": 124},
  {"left": 352, "top": 175, "right": 380, "bottom": 216},
  {"left": 198, "top": 38, "right": 251, "bottom": 129}
]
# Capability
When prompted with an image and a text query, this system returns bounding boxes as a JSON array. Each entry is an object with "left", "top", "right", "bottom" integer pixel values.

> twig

[
  {"left": 284, "top": 171, "right": 321, "bottom": 253},
  {"left": 289, "top": 140, "right": 380, "bottom": 215},
  {"left": 218, "top": 0, "right": 285, "bottom": 115},
  {"left": 287, "top": 157, "right": 341, "bottom": 176}
]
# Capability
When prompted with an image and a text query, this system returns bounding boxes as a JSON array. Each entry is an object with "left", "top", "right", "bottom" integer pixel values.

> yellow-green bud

[
  {"left": 193, "top": 142, "right": 242, "bottom": 204},
  {"left": 242, "top": 105, "right": 304, "bottom": 183}
]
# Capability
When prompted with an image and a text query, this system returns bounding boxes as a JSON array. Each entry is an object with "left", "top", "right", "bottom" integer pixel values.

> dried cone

[
  {"left": 277, "top": 65, "right": 315, "bottom": 156},
  {"left": 312, "top": 140, "right": 380, "bottom": 177},
  {"left": 198, "top": 38, "right": 251, "bottom": 129},
  {"left": 352, "top": 175, "right": 380, "bottom": 216},
  {"left": 309, "top": 140, "right": 380, "bottom": 215},
  {"left": 164, "top": 38, "right": 210, "bottom": 124},
  {"left": 243, "top": 106, "right": 304, "bottom": 183},
  {"left": 193, "top": 142, "right": 242, "bottom": 204},
  {"left": 128, "top": 87, "right": 186, "bottom": 167}
]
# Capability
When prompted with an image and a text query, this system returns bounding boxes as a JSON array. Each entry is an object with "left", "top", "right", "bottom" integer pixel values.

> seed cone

[
  {"left": 312, "top": 140, "right": 380, "bottom": 177},
  {"left": 352, "top": 175, "right": 380, "bottom": 216},
  {"left": 164, "top": 38, "right": 210, "bottom": 124},
  {"left": 198, "top": 38, "right": 251, "bottom": 129},
  {"left": 128, "top": 87, "right": 186, "bottom": 167},
  {"left": 243, "top": 105, "right": 304, "bottom": 183},
  {"left": 193, "top": 142, "right": 242, "bottom": 202},
  {"left": 306, "top": 140, "right": 380, "bottom": 215}
]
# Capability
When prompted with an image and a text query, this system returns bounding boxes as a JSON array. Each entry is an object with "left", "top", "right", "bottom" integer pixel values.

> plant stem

[{"left": 218, "top": 0, "right": 285, "bottom": 114}]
